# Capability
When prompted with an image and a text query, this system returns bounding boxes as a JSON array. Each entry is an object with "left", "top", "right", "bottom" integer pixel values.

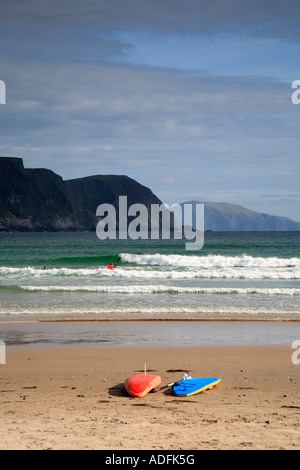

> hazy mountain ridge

[{"left": 182, "top": 200, "right": 300, "bottom": 231}]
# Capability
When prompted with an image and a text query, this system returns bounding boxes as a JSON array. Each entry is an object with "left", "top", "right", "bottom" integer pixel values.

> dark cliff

[{"left": 0, "top": 157, "right": 162, "bottom": 232}]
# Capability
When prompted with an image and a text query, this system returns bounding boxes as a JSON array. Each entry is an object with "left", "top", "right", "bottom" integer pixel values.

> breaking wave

[
  {"left": 120, "top": 252, "right": 300, "bottom": 269},
  {"left": 20, "top": 285, "right": 300, "bottom": 295},
  {"left": 1, "top": 253, "right": 299, "bottom": 281}
]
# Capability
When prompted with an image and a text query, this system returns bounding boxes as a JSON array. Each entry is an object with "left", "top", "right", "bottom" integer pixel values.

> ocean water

[{"left": 0, "top": 231, "right": 299, "bottom": 322}]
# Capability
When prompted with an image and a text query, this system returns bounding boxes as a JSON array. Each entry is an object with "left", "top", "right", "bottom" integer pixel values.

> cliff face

[{"left": 0, "top": 157, "right": 163, "bottom": 232}]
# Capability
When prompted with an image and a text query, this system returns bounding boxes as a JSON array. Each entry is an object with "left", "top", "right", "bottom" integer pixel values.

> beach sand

[{"left": 0, "top": 344, "right": 299, "bottom": 450}]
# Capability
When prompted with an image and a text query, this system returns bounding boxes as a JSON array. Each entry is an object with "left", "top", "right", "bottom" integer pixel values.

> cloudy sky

[{"left": 0, "top": 0, "right": 299, "bottom": 220}]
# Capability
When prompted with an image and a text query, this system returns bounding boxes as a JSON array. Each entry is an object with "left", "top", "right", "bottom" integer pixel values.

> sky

[{"left": 0, "top": 0, "right": 299, "bottom": 220}]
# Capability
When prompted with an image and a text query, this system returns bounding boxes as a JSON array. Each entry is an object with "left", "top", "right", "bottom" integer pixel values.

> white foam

[
  {"left": 1, "top": 252, "right": 299, "bottom": 282},
  {"left": 20, "top": 285, "right": 300, "bottom": 295},
  {"left": 0, "top": 304, "right": 297, "bottom": 318},
  {"left": 120, "top": 252, "right": 300, "bottom": 268},
  {"left": 117, "top": 253, "right": 300, "bottom": 280}
]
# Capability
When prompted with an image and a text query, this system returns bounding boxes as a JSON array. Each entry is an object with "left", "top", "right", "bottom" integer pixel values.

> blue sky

[{"left": 0, "top": 0, "right": 299, "bottom": 220}]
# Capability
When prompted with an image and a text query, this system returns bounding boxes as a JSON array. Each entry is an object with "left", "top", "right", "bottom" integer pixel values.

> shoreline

[
  {"left": 1, "top": 344, "right": 299, "bottom": 450},
  {"left": 1, "top": 317, "right": 300, "bottom": 323},
  {"left": 0, "top": 320, "right": 300, "bottom": 351},
  {"left": 1, "top": 320, "right": 300, "bottom": 349}
]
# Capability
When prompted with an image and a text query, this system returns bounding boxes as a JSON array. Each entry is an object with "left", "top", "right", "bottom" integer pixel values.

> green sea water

[{"left": 0, "top": 231, "right": 299, "bottom": 322}]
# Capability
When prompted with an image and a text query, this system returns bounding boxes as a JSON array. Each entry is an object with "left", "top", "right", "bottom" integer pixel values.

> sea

[{"left": 0, "top": 231, "right": 299, "bottom": 347}]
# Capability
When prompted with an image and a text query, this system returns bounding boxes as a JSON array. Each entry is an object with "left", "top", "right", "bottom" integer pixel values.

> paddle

[
  {"left": 151, "top": 373, "right": 192, "bottom": 393},
  {"left": 150, "top": 381, "right": 180, "bottom": 393}
]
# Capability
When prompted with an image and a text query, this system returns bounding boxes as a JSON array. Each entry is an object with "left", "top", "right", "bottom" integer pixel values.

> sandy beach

[{"left": 0, "top": 342, "right": 299, "bottom": 450}]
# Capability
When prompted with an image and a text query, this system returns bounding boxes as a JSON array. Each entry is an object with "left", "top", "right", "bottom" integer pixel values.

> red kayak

[{"left": 125, "top": 374, "right": 161, "bottom": 398}]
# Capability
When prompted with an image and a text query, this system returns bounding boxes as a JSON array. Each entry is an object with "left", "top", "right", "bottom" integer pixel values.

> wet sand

[
  {"left": 1, "top": 319, "right": 299, "bottom": 348},
  {"left": 0, "top": 343, "right": 299, "bottom": 450}
]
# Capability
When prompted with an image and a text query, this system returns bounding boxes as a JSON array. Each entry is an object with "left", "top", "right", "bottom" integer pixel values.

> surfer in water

[{"left": 108, "top": 257, "right": 120, "bottom": 270}]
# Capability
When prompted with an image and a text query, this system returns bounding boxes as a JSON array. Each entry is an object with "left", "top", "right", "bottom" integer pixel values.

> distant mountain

[
  {"left": 0, "top": 157, "right": 163, "bottom": 232},
  {"left": 181, "top": 200, "right": 300, "bottom": 231}
]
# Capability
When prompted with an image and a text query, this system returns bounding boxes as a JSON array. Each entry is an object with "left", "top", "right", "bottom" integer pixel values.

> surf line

[{"left": 96, "top": 196, "right": 204, "bottom": 251}]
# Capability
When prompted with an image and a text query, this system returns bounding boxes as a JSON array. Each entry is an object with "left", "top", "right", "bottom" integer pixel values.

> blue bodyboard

[{"left": 172, "top": 377, "right": 221, "bottom": 397}]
